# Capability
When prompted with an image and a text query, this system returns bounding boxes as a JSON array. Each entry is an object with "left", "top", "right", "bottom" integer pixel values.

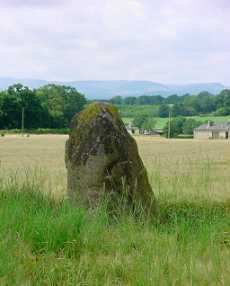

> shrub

[
  {"left": 163, "top": 117, "right": 186, "bottom": 138},
  {"left": 182, "top": 118, "right": 202, "bottom": 135}
]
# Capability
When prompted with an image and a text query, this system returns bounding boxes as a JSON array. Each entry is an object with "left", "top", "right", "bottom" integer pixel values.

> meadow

[{"left": 1, "top": 135, "right": 230, "bottom": 285}]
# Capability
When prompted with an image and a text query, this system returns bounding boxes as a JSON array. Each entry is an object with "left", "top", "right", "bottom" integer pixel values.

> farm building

[
  {"left": 194, "top": 122, "right": 230, "bottom": 139},
  {"left": 126, "top": 124, "right": 162, "bottom": 136},
  {"left": 126, "top": 123, "right": 140, "bottom": 135},
  {"left": 127, "top": 126, "right": 140, "bottom": 135},
  {"left": 139, "top": 129, "right": 162, "bottom": 137}
]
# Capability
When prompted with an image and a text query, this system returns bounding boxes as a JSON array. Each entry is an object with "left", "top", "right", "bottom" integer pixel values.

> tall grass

[{"left": 0, "top": 168, "right": 230, "bottom": 285}]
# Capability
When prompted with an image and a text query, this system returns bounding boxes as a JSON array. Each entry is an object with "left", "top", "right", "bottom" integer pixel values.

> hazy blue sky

[{"left": 0, "top": 0, "right": 229, "bottom": 84}]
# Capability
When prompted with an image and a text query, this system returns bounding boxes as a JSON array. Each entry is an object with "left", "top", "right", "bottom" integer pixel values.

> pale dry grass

[
  {"left": 0, "top": 135, "right": 68, "bottom": 197},
  {"left": 1, "top": 134, "right": 230, "bottom": 201},
  {"left": 137, "top": 136, "right": 230, "bottom": 200}
]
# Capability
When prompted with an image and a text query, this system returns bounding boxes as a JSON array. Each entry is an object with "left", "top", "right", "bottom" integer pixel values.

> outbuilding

[{"left": 194, "top": 121, "right": 230, "bottom": 139}]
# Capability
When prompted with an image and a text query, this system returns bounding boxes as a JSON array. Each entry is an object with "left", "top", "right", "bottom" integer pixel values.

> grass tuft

[{"left": 0, "top": 174, "right": 230, "bottom": 285}]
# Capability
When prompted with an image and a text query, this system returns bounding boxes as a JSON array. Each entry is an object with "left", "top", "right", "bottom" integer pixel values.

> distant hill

[
  {"left": 0, "top": 78, "right": 226, "bottom": 99},
  {"left": 0, "top": 77, "right": 48, "bottom": 90},
  {"left": 166, "top": 83, "right": 225, "bottom": 96}
]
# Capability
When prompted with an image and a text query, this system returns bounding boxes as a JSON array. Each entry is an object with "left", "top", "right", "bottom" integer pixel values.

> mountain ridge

[{"left": 0, "top": 77, "right": 226, "bottom": 99}]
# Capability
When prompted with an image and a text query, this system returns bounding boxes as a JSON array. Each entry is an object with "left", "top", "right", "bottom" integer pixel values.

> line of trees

[
  {"left": 1, "top": 83, "right": 230, "bottom": 132},
  {"left": 111, "top": 90, "right": 230, "bottom": 117},
  {"left": 0, "top": 84, "right": 87, "bottom": 129}
]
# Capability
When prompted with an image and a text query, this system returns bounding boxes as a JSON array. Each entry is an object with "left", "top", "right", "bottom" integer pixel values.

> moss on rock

[{"left": 65, "top": 102, "right": 156, "bottom": 215}]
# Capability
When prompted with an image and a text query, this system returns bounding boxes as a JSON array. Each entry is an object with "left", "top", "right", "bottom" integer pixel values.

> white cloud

[{"left": 0, "top": 0, "right": 229, "bottom": 84}]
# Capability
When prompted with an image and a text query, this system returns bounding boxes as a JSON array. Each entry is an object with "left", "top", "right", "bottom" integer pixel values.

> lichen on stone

[
  {"left": 65, "top": 102, "right": 156, "bottom": 215},
  {"left": 75, "top": 102, "right": 119, "bottom": 126}
]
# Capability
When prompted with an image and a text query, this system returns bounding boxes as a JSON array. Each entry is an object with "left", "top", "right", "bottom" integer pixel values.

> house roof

[{"left": 194, "top": 122, "right": 230, "bottom": 132}]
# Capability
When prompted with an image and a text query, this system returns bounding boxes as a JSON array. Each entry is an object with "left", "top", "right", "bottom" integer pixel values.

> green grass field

[
  {"left": 118, "top": 105, "right": 158, "bottom": 118},
  {"left": 123, "top": 115, "right": 230, "bottom": 129},
  {"left": 1, "top": 135, "right": 230, "bottom": 285}
]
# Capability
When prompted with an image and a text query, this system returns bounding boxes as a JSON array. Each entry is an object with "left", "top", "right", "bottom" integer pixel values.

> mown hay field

[
  {"left": 1, "top": 134, "right": 230, "bottom": 201},
  {"left": 0, "top": 135, "right": 230, "bottom": 285}
]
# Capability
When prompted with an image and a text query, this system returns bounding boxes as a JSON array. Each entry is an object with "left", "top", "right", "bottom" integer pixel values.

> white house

[{"left": 194, "top": 122, "right": 230, "bottom": 139}]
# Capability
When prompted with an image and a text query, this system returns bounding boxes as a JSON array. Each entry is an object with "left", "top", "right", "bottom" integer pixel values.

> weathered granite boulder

[{"left": 65, "top": 102, "right": 156, "bottom": 214}]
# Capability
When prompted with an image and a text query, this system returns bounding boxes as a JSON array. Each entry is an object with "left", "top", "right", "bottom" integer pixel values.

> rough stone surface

[{"left": 65, "top": 102, "right": 155, "bottom": 213}]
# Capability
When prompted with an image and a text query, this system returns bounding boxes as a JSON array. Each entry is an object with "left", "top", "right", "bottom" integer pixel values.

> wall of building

[
  {"left": 127, "top": 128, "right": 140, "bottom": 135},
  {"left": 194, "top": 130, "right": 213, "bottom": 139},
  {"left": 218, "top": 131, "right": 228, "bottom": 139},
  {"left": 194, "top": 130, "right": 229, "bottom": 139}
]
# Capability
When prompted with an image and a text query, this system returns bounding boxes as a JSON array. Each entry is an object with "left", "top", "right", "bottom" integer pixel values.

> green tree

[
  {"left": 163, "top": 117, "right": 186, "bottom": 138},
  {"left": 182, "top": 118, "right": 201, "bottom": 135},
  {"left": 132, "top": 115, "right": 157, "bottom": 131},
  {"left": 36, "top": 84, "right": 86, "bottom": 128},
  {"left": 158, "top": 104, "right": 170, "bottom": 118},
  {"left": 0, "top": 91, "right": 4, "bottom": 128},
  {"left": 136, "top": 95, "right": 162, "bottom": 105},
  {"left": 123, "top": 97, "right": 137, "bottom": 105},
  {"left": 195, "top": 92, "right": 215, "bottom": 113},
  {"left": 132, "top": 115, "right": 146, "bottom": 128},
  {"left": 214, "top": 107, "right": 230, "bottom": 116},
  {"left": 216, "top": 89, "right": 230, "bottom": 109},
  {"left": 182, "top": 95, "right": 198, "bottom": 114},
  {"left": 2, "top": 84, "right": 44, "bottom": 129},
  {"left": 171, "top": 103, "right": 184, "bottom": 116},
  {"left": 142, "top": 118, "right": 157, "bottom": 131},
  {"left": 166, "top": 94, "right": 180, "bottom": 104},
  {"left": 110, "top": 96, "right": 123, "bottom": 105}
]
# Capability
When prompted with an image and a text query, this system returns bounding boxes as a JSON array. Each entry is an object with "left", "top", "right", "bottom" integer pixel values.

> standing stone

[{"left": 65, "top": 102, "right": 156, "bottom": 214}]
